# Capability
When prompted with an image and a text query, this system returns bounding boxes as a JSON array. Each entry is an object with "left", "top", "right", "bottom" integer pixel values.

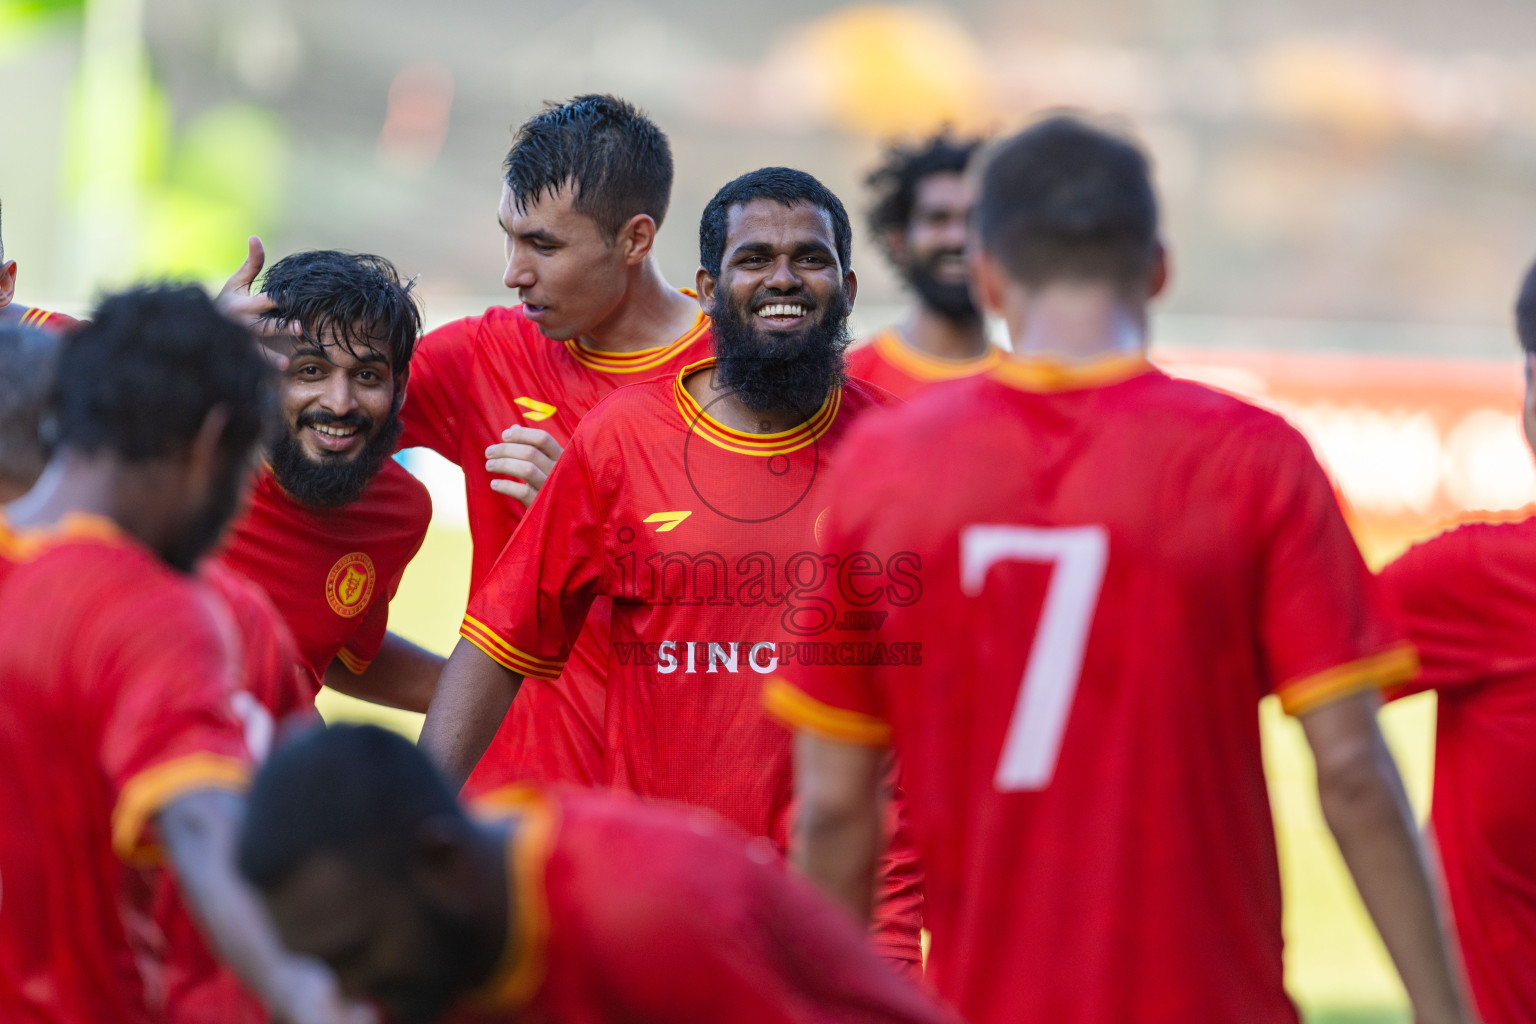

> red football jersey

[
  {"left": 448, "top": 787, "right": 954, "bottom": 1024},
  {"left": 845, "top": 328, "right": 1001, "bottom": 401},
  {"left": 0, "top": 304, "right": 81, "bottom": 333},
  {"left": 217, "top": 459, "right": 431, "bottom": 687},
  {"left": 157, "top": 561, "right": 315, "bottom": 1024},
  {"left": 0, "top": 513, "right": 252, "bottom": 1024},
  {"left": 1379, "top": 517, "right": 1536, "bottom": 1024},
  {"left": 768, "top": 355, "right": 1417, "bottom": 1024},
  {"left": 401, "top": 300, "right": 713, "bottom": 790},
  {"left": 462, "top": 358, "right": 923, "bottom": 963}
]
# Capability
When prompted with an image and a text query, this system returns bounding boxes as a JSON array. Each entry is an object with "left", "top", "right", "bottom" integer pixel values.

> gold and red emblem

[{"left": 325, "top": 552, "right": 376, "bottom": 618}]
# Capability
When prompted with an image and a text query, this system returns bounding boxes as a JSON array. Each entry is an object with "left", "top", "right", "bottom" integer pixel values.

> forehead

[
  {"left": 912, "top": 172, "right": 971, "bottom": 213},
  {"left": 498, "top": 181, "right": 598, "bottom": 238},
  {"left": 265, "top": 853, "right": 383, "bottom": 952},
  {"left": 723, "top": 200, "right": 838, "bottom": 260},
  {"left": 296, "top": 323, "right": 392, "bottom": 369}
]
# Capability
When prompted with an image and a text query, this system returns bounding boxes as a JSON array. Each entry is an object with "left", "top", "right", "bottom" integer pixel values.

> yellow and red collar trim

[
  {"left": 563, "top": 293, "right": 710, "bottom": 375},
  {"left": 990, "top": 351, "right": 1152, "bottom": 393},
  {"left": 673, "top": 357, "right": 841, "bottom": 457},
  {"left": 465, "top": 786, "right": 560, "bottom": 1012},
  {"left": 0, "top": 510, "right": 123, "bottom": 562},
  {"left": 872, "top": 328, "right": 1002, "bottom": 381},
  {"left": 18, "top": 307, "right": 55, "bottom": 329}
]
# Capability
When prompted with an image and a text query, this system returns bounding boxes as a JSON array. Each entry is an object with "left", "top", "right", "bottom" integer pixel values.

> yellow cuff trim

[
  {"left": 1279, "top": 643, "right": 1420, "bottom": 716},
  {"left": 467, "top": 786, "right": 558, "bottom": 1011},
  {"left": 763, "top": 677, "right": 891, "bottom": 746},
  {"left": 461, "top": 617, "right": 563, "bottom": 681},
  {"left": 335, "top": 647, "right": 372, "bottom": 675},
  {"left": 113, "top": 752, "right": 251, "bottom": 864}
]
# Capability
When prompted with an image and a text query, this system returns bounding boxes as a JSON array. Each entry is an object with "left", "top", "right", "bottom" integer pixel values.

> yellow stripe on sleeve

[
  {"left": 112, "top": 752, "right": 251, "bottom": 865},
  {"left": 763, "top": 676, "right": 891, "bottom": 746},
  {"left": 1278, "top": 643, "right": 1420, "bottom": 716},
  {"left": 460, "top": 617, "right": 564, "bottom": 681}
]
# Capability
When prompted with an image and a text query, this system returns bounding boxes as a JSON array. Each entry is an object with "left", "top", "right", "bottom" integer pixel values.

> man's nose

[{"left": 765, "top": 256, "right": 800, "bottom": 291}]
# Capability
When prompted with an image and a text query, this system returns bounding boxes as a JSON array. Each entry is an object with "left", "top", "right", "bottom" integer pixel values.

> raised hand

[
  {"left": 216, "top": 235, "right": 300, "bottom": 370},
  {"left": 485, "top": 426, "right": 564, "bottom": 508}
]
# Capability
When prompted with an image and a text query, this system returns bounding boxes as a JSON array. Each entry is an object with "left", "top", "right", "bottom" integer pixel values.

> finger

[
  {"left": 483, "top": 443, "right": 555, "bottom": 474},
  {"left": 220, "top": 236, "right": 266, "bottom": 297},
  {"left": 486, "top": 458, "right": 545, "bottom": 485},
  {"left": 489, "top": 478, "right": 536, "bottom": 507}
]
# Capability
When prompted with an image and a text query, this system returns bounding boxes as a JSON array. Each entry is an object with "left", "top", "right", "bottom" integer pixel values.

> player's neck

[
  {"left": 1005, "top": 282, "right": 1148, "bottom": 364},
  {"left": 900, "top": 304, "right": 989, "bottom": 361},
  {"left": 575, "top": 259, "right": 699, "bottom": 355}
]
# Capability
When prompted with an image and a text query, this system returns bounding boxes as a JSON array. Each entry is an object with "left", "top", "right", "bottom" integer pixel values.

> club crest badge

[{"left": 326, "top": 552, "right": 376, "bottom": 618}]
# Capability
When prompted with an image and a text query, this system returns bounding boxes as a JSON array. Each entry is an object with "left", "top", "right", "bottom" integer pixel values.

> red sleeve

[
  {"left": 460, "top": 435, "right": 606, "bottom": 681},
  {"left": 399, "top": 315, "right": 479, "bottom": 459},
  {"left": 337, "top": 575, "right": 394, "bottom": 673},
  {"left": 1378, "top": 526, "right": 1495, "bottom": 700},
  {"left": 95, "top": 577, "right": 252, "bottom": 864},
  {"left": 765, "top": 432, "right": 892, "bottom": 744},
  {"left": 1253, "top": 424, "right": 1418, "bottom": 715}
]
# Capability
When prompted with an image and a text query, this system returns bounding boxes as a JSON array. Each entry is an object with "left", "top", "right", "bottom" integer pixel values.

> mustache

[
  {"left": 747, "top": 289, "right": 817, "bottom": 313},
  {"left": 297, "top": 410, "right": 373, "bottom": 432}
]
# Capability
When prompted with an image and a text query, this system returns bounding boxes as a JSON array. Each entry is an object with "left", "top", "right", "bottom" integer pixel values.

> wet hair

[
  {"left": 239, "top": 724, "right": 466, "bottom": 890},
  {"left": 698, "top": 167, "right": 853, "bottom": 280},
  {"left": 866, "top": 130, "right": 984, "bottom": 257},
  {"left": 503, "top": 94, "right": 673, "bottom": 242},
  {"left": 1516, "top": 259, "right": 1536, "bottom": 354},
  {"left": 0, "top": 326, "right": 59, "bottom": 488},
  {"left": 973, "top": 116, "right": 1159, "bottom": 289},
  {"left": 49, "top": 285, "right": 269, "bottom": 462},
  {"left": 259, "top": 250, "right": 421, "bottom": 395}
]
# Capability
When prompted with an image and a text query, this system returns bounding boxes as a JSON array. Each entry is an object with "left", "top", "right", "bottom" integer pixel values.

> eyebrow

[
  {"left": 514, "top": 228, "right": 563, "bottom": 246},
  {"left": 729, "top": 240, "right": 836, "bottom": 262},
  {"left": 290, "top": 344, "right": 390, "bottom": 367}
]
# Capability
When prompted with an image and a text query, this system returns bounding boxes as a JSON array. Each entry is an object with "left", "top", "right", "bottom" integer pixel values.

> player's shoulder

[
  {"left": 845, "top": 335, "right": 887, "bottom": 375},
  {"left": 1389, "top": 511, "right": 1536, "bottom": 582},
  {"left": 419, "top": 304, "right": 547, "bottom": 355},
  {"left": 572, "top": 371, "right": 679, "bottom": 438},
  {"left": 360, "top": 458, "right": 434, "bottom": 522},
  {"left": 838, "top": 374, "right": 901, "bottom": 413}
]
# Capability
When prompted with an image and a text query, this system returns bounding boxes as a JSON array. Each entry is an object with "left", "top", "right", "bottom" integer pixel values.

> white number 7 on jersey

[{"left": 961, "top": 525, "right": 1109, "bottom": 792}]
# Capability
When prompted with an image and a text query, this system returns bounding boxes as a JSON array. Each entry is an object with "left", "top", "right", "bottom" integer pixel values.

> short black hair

[
  {"left": 0, "top": 326, "right": 59, "bottom": 487},
  {"left": 50, "top": 285, "right": 269, "bottom": 462},
  {"left": 1516, "top": 259, "right": 1536, "bottom": 354},
  {"left": 504, "top": 94, "right": 673, "bottom": 242},
  {"left": 699, "top": 167, "right": 853, "bottom": 280},
  {"left": 239, "top": 724, "right": 465, "bottom": 890},
  {"left": 974, "top": 116, "right": 1159, "bottom": 289},
  {"left": 259, "top": 250, "right": 421, "bottom": 388},
  {"left": 866, "top": 130, "right": 984, "bottom": 254}
]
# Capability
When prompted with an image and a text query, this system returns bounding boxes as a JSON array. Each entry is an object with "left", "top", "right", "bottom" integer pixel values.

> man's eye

[{"left": 298, "top": 365, "right": 323, "bottom": 377}]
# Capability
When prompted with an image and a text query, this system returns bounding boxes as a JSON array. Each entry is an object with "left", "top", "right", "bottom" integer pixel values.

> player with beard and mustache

[
  {"left": 216, "top": 249, "right": 441, "bottom": 714},
  {"left": 0, "top": 285, "right": 366, "bottom": 1024},
  {"left": 420, "top": 167, "right": 925, "bottom": 977},
  {"left": 241, "top": 724, "right": 954, "bottom": 1024},
  {"left": 847, "top": 132, "right": 1001, "bottom": 399}
]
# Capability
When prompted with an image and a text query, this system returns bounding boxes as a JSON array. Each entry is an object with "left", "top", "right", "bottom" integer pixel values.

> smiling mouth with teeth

[
  {"left": 310, "top": 424, "right": 359, "bottom": 439},
  {"left": 756, "top": 302, "right": 808, "bottom": 320}
]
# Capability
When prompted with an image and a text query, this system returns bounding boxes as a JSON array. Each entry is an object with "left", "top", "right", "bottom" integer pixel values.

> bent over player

[
  {"left": 0, "top": 286, "right": 359, "bottom": 1024},
  {"left": 400, "top": 94, "right": 713, "bottom": 791},
  {"left": 772, "top": 118, "right": 1472, "bottom": 1024},
  {"left": 421, "top": 168, "right": 923, "bottom": 972},
  {"left": 241, "top": 724, "right": 955, "bottom": 1024},
  {"left": 1375, "top": 257, "right": 1536, "bottom": 1023}
]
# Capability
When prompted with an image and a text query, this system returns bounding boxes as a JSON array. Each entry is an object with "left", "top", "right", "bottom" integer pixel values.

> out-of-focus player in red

[
  {"left": 240, "top": 724, "right": 955, "bottom": 1024},
  {"left": 0, "top": 325, "right": 60, "bottom": 501},
  {"left": 400, "top": 94, "right": 713, "bottom": 792},
  {"left": 772, "top": 118, "right": 1474, "bottom": 1024},
  {"left": 846, "top": 133, "right": 999, "bottom": 398},
  {"left": 0, "top": 201, "right": 79, "bottom": 333},
  {"left": 216, "top": 248, "right": 440, "bottom": 711},
  {"left": 0, "top": 285, "right": 364, "bottom": 1024},
  {"left": 1376, "top": 259, "right": 1536, "bottom": 1024},
  {"left": 420, "top": 168, "right": 924, "bottom": 973}
]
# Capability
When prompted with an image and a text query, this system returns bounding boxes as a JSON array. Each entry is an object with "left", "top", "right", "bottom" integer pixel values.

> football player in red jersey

[
  {"left": 846, "top": 132, "right": 999, "bottom": 398},
  {"left": 1375, "top": 259, "right": 1536, "bottom": 1024},
  {"left": 216, "top": 248, "right": 441, "bottom": 711},
  {"left": 240, "top": 724, "right": 954, "bottom": 1024},
  {"left": 400, "top": 94, "right": 713, "bottom": 792},
  {"left": 0, "top": 200, "right": 80, "bottom": 332},
  {"left": 0, "top": 285, "right": 362, "bottom": 1024},
  {"left": 420, "top": 168, "right": 924, "bottom": 974},
  {"left": 773, "top": 118, "right": 1473, "bottom": 1024},
  {"left": 0, "top": 325, "right": 59, "bottom": 500}
]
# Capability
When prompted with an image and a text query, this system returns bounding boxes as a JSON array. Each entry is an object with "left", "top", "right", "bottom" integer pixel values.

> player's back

[
  {"left": 0, "top": 517, "right": 246, "bottom": 1024},
  {"left": 807, "top": 357, "right": 1410, "bottom": 1023},
  {"left": 452, "top": 787, "right": 953, "bottom": 1024},
  {"left": 1380, "top": 517, "right": 1536, "bottom": 1022}
]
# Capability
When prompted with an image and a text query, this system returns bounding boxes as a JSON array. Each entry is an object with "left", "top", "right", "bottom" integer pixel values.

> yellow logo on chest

[{"left": 326, "top": 552, "right": 377, "bottom": 618}]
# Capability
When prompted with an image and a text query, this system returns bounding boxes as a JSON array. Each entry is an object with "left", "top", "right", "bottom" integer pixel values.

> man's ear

[
  {"left": 617, "top": 213, "right": 658, "bottom": 266},
  {"left": 1147, "top": 241, "right": 1170, "bottom": 301},
  {"left": 843, "top": 268, "right": 858, "bottom": 310},
  {"left": 967, "top": 246, "right": 1008, "bottom": 317},
  {"left": 410, "top": 816, "right": 479, "bottom": 912},
  {"left": 0, "top": 260, "right": 17, "bottom": 306},
  {"left": 884, "top": 229, "right": 909, "bottom": 268},
  {"left": 187, "top": 405, "right": 233, "bottom": 497},
  {"left": 695, "top": 268, "right": 718, "bottom": 317}
]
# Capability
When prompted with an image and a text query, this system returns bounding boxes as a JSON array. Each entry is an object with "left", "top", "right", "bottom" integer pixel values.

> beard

[
  {"left": 381, "top": 901, "right": 487, "bottom": 1024},
  {"left": 905, "top": 248, "right": 980, "bottom": 322},
  {"left": 711, "top": 287, "right": 853, "bottom": 418},
  {"left": 267, "top": 407, "right": 403, "bottom": 510},
  {"left": 164, "top": 455, "right": 250, "bottom": 573}
]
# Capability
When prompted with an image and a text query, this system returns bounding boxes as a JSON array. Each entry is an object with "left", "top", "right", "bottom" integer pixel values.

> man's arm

[
  {"left": 1301, "top": 690, "right": 1472, "bottom": 1024},
  {"left": 417, "top": 638, "right": 524, "bottom": 789},
  {"left": 790, "top": 731, "right": 888, "bottom": 925},
  {"left": 159, "top": 789, "right": 372, "bottom": 1024},
  {"left": 323, "top": 632, "right": 444, "bottom": 714}
]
